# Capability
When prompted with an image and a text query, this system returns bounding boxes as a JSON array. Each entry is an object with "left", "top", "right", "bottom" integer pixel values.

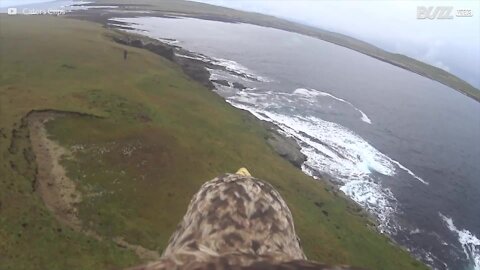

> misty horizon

[{"left": 194, "top": 0, "right": 480, "bottom": 89}]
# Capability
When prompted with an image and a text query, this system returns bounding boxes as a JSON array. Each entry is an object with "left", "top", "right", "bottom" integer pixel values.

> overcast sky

[{"left": 195, "top": 0, "right": 480, "bottom": 88}]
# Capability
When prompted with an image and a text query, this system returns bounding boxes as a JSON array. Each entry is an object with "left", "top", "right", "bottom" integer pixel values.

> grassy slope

[
  {"left": 94, "top": 0, "right": 479, "bottom": 102},
  {"left": 0, "top": 16, "right": 427, "bottom": 269}
]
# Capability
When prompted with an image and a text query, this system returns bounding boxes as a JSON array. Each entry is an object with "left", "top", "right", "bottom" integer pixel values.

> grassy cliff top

[{"left": 0, "top": 15, "right": 426, "bottom": 270}]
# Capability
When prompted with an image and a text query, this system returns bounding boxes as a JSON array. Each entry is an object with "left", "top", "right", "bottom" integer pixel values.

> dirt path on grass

[
  {"left": 28, "top": 111, "right": 160, "bottom": 261},
  {"left": 28, "top": 112, "right": 83, "bottom": 231}
]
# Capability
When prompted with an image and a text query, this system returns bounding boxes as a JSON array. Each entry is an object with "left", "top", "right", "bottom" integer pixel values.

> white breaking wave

[
  {"left": 293, "top": 88, "right": 319, "bottom": 98},
  {"left": 217, "top": 85, "right": 428, "bottom": 232},
  {"left": 210, "top": 57, "right": 271, "bottom": 82},
  {"left": 440, "top": 213, "right": 480, "bottom": 270},
  {"left": 176, "top": 53, "right": 207, "bottom": 61},
  {"left": 224, "top": 88, "right": 427, "bottom": 184},
  {"left": 73, "top": 5, "right": 118, "bottom": 9},
  {"left": 294, "top": 88, "right": 372, "bottom": 124},
  {"left": 388, "top": 158, "right": 429, "bottom": 185},
  {"left": 110, "top": 9, "right": 153, "bottom": 13}
]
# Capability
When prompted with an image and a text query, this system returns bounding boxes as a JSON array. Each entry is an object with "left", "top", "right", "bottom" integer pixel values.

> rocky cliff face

[
  {"left": 266, "top": 132, "right": 306, "bottom": 168},
  {"left": 261, "top": 121, "right": 306, "bottom": 168}
]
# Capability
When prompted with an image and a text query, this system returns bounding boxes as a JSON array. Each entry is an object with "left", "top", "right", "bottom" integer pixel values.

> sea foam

[
  {"left": 440, "top": 213, "right": 480, "bottom": 270},
  {"left": 294, "top": 88, "right": 372, "bottom": 124},
  {"left": 216, "top": 84, "right": 429, "bottom": 232}
]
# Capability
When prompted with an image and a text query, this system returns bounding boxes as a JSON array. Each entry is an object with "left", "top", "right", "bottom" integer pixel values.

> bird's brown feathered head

[{"left": 129, "top": 172, "right": 364, "bottom": 270}]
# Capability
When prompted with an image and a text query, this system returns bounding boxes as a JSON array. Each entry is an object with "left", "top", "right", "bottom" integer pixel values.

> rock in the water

[
  {"left": 232, "top": 81, "right": 247, "bottom": 90},
  {"left": 212, "top": 79, "right": 230, "bottom": 87}
]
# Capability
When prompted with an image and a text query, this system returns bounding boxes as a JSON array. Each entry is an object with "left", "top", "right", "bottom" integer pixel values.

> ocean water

[{"left": 107, "top": 16, "right": 480, "bottom": 270}]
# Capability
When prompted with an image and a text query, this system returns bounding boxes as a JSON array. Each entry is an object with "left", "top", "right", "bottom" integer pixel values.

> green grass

[{"left": 0, "top": 15, "right": 427, "bottom": 269}]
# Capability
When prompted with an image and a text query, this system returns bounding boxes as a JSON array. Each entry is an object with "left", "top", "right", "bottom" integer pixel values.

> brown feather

[{"left": 128, "top": 174, "right": 364, "bottom": 270}]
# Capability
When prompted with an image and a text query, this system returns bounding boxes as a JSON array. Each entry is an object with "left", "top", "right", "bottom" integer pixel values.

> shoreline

[{"left": 67, "top": 3, "right": 480, "bottom": 103}]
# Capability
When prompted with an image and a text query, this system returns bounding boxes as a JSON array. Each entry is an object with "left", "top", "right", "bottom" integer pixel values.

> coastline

[{"left": 71, "top": 1, "right": 480, "bottom": 103}]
